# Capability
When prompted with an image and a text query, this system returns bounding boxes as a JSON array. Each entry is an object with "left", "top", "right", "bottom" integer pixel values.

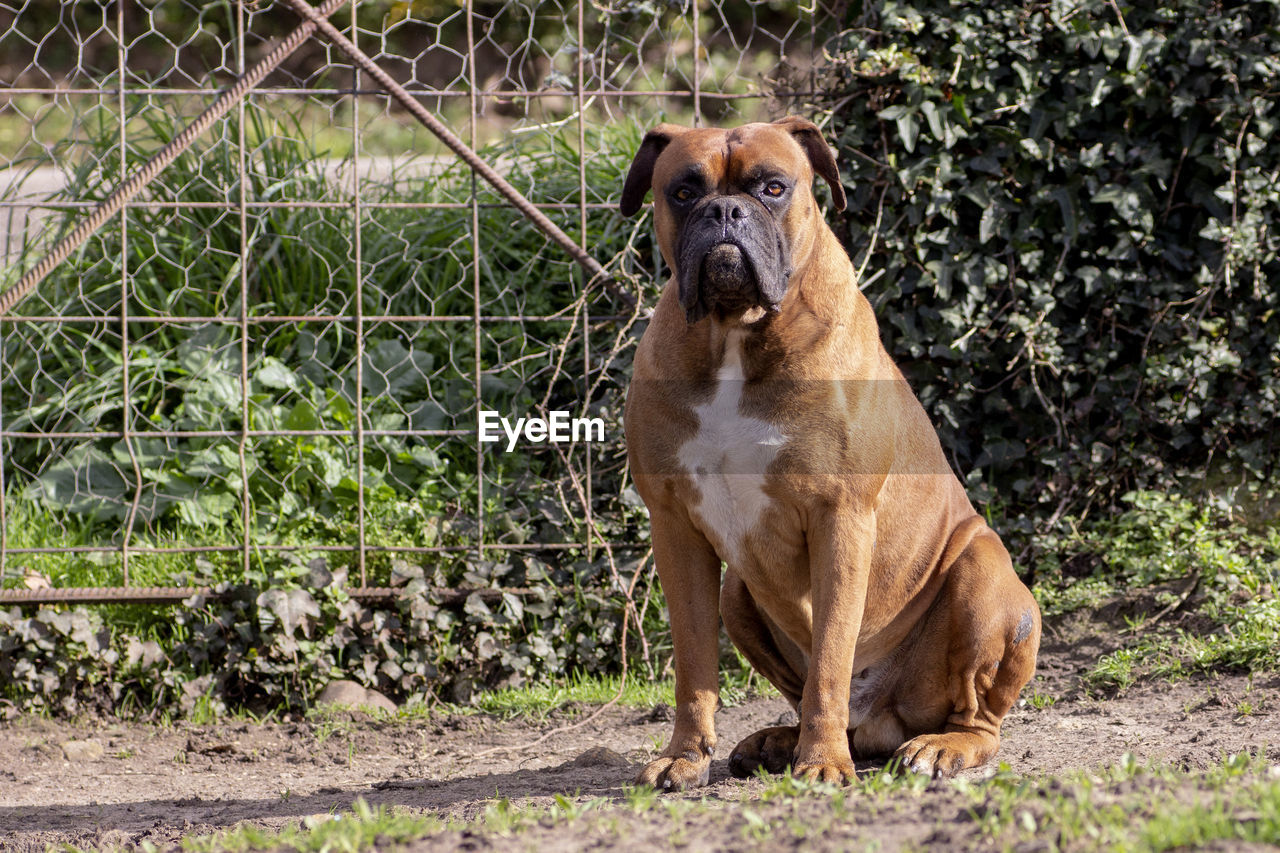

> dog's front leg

[
  {"left": 793, "top": 507, "right": 873, "bottom": 784},
  {"left": 635, "top": 508, "right": 722, "bottom": 791}
]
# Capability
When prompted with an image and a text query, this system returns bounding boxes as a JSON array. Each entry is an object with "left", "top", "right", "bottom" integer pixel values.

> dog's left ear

[
  {"left": 773, "top": 116, "right": 846, "bottom": 212},
  {"left": 621, "top": 123, "right": 687, "bottom": 216}
]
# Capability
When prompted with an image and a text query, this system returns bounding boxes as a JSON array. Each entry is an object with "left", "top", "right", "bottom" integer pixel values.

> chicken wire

[{"left": 0, "top": 0, "right": 832, "bottom": 604}]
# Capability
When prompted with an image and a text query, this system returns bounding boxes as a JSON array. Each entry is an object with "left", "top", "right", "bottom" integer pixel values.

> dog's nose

[{"left": 703, "top": 197, "right": 749, "bottom": 222}]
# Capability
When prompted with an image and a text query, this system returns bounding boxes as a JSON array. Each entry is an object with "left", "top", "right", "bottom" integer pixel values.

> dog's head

[{"left": 620, "top": 117, "right": 845, "bottom": 325}]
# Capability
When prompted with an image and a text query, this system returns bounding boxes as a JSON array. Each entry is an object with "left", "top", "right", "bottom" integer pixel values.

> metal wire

[
  {"left": 0, "top": 584, "right": 525, "bottom": 605},
  {"left": 0, "top": 0, "right": 823, "bottom": 607},
  {"left": 0, "top": 0, "right": 351, "bottom": 318},
  {"left": 282, "top": 0, "right": 634, "bottom": 308}
]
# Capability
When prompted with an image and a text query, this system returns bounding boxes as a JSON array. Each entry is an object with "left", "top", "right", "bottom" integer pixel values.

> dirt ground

[{"left": 1, "top": 631, "right": 1278, "bottom": 852}]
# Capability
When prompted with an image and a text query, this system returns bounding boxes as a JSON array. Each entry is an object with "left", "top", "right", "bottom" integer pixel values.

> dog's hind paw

[
  {"left": 894, "top": 732, "right": 985, "bottom": 779},
  {"left": 728, "top": 725, "right": 799, "bottom": 778}
]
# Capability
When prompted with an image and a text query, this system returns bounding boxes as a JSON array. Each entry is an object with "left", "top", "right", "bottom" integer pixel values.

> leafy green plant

[
  {"left": 823, "top": 1, "right": 1280, "bottom": 545},
  {"left": 0, "top": 106, "right": 668, "bottom": 715}
]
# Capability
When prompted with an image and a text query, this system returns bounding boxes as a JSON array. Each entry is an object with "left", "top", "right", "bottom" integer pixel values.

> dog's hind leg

[{"left": 890, "top": 528, "right": 1041, "bottom": 778}]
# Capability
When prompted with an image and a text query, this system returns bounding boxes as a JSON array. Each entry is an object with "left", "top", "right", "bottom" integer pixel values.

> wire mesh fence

[{"left": 0, "top": 0, "right": 833, "bottom": 618}]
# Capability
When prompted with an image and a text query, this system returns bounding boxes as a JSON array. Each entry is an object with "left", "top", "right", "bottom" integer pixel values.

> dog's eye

[
  {"left": 764, "top": 181, "right": 787, "bottom": 198},
  {"left": 673, "top": 187, "right": 694, "bottom": 202}
]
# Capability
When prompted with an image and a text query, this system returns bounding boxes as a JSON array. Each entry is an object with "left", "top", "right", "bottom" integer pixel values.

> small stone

[
  {"left": 61, "top": 739, "right": 104, "bottom": 762},
  {"left": 361, "top": 688, "right": 397, "bottom": 713},
  {"left": 93, "top": 830, "right": 133, "bottom": 848},
  {"left": 317, "top": 680, "right": 397, "bottom": 713},
  {"left": 317, "top": 680, "right": 368, "bottom": 706},
  {"left": 570, "top": 746, "right": 630, "bottom": 768},
  {"left": 644, "top": 703, "right": 675, "bottom": 723}
]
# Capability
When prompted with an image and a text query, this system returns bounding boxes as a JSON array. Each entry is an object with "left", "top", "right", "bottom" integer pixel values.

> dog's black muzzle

[{"left": 676, "top": 196, "right": 791, "bottom": 325}]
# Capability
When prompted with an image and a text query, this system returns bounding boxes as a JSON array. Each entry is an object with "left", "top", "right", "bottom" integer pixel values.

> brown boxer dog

[{"left": 620, "top": 116, "right": 1041, "bottom": 789}]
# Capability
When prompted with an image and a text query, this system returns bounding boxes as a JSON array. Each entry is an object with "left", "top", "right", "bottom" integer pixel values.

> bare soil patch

[{"left": 1, "top": 643, "right": 1276, "bottom": 852}]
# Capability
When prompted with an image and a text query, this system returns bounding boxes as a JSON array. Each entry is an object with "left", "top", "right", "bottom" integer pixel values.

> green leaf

[
  {"left": 28, "top": 446, "right": 129, "bottom": 518},
  {"left": 921, "top": 101, "right": 945, "bottom": 145},
  {"left": 362, "top": 340, "right": 436, "bottom": 399},
  {"left": 325, "top": 390, "right": 355, "bottom": 428},
  {"left": 1047, "top": 186, "right": 1079, "bottom": 240},
  {"left": 979, "top": 204, "right": 1005, "bottom": 244},
  {"left": 284, "top": 398, "right": 321, "bottom": 431},
  {"left": 257, "top": 589, "right": 321, "bottom": 638},
  {"left": 256, "top": 358, "right": 299, "bottom": 392},
  {"left": 895, "top": 111, "right": 920, "bottom": 153},
  {"left": 176, "top": 490, "right": 238, "bottom": 528}
]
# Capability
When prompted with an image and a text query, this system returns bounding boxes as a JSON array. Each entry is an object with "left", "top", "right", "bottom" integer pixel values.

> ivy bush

[
  {"left": 822, "top": 0, "right": 1280, "bottom": 540},
  {"left": 0, "top": 554, "right": 635, "bottom": 716}
]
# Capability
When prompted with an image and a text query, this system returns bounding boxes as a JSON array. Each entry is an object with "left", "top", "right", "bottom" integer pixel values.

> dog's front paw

[
  {"left": 635, "top": 752, "right": 711, "bottom": 791},
  {"left": 793, "top": 757, "right": 855, "bottom": 785}
]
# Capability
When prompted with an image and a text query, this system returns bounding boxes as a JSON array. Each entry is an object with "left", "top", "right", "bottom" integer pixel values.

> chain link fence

[{"left": 0, "top": 0, "right": 832, "bottom": 619}]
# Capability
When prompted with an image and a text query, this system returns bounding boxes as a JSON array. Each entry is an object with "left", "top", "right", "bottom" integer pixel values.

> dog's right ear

[{"left": 620, "top": 124, "right": 686, "bottom": 216}]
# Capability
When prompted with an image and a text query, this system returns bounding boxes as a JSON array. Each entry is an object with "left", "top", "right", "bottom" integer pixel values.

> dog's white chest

[{"left": 677, "top": 331, "right": 787, "bottom": 566}]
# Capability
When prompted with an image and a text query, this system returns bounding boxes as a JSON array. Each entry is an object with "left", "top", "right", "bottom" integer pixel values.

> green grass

[
  {"left": 462, "top": 663, "right": 777, "bottom": 719},
  {"left": 748, "top": 755, "right": 1280, "bottom": 850},
  {"left": 959, "top": 752, "right": 1280, "bottom": 851},
  {"left": 298, "top": 667, "right": 761, "bottom": 723},
  {"left": 180, "top": 798, "right": 444, "bottom": 853},
  {"left": 56, "top": 753, "right": 1280, "bottom": 852},
  {"left": 0, "top": 93, "right": 524, "bottom": 164},
  {"left": 289, "top": 664, "right": 773, "bottom": 726},
  {"left": 470, "top": 671, "right": 676, "bottom": 719},
  {"left": 1032, "top": 491, "right": 1280, "bottom": 690}
]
